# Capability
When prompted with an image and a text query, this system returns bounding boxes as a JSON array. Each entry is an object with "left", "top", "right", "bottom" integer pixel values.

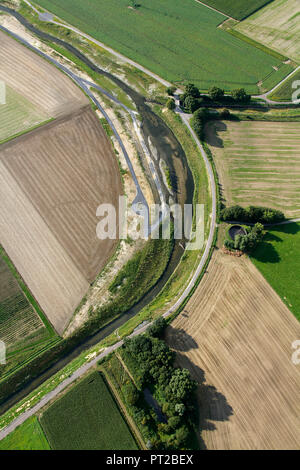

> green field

[
  {"left": 235, "top": 0, "right": 300, "bottom": 63},
  {"left": 251, "top": 223, "right": 300, "bottom": 321},
  {"left": 200, "top": 0, "right": 274, "bottom": 20},
  {"left": 40, "top": 372, "right": 138, "bottom": 450},
  {"left": 269, "top": 69, "right": 300, "bottom": 101},
  {"left": 34, "top": 0, "right": 286, "bottom": 93},
  {"left": 0, "top": 417, "right": 50, "bottom": 450},
  {"left": 0, "top": 85, "right": 49, "bottom": 143}
]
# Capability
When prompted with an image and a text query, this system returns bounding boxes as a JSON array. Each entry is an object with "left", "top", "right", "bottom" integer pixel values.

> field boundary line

[
  {"left": 194, "top": 0, "right": 234, "bottom": 20},
  {"left": 23, "top": 0, "right": 172, "bottom": 88}
]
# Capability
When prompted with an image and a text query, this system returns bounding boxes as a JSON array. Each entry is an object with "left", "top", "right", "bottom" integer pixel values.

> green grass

[
  {"left": 269, "top": 69, "right": 300, "bottom": 101},
  {"left": 251, "top": 223, "right": 300, "bottom": 321},
  {"left": 40, "top": 372, "right": 138, "bottom": 450},
  {"left": 200, "top": 0, "right": 275, "bottom": 20},
  {"left": 0, "top": 417, "right": 50, "bottom": 450},
  {"left": 33, "top": 0, "right": 285, "bottom": 93},
  {"left": 0, "top": 85, "right": 50, "bottom": 142}
]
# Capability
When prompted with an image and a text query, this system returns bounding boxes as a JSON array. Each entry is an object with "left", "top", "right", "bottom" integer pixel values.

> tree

[
  {"left": 147, "top": 317, "right": 167, "bottom": 338},
  {"left": 167, "top": 368, "right": 196, "bottom": 401},
  {"left": 232, "top": 88, "right": 250, "bottom": 103},
  {"left": 209, "top": 86, "right": 224, "bottom": 101},
  {"left": 175, "top": 425, "right": 189, "bottom": 447},
  {"left": 185, "top": 83, "right": 200, "bottom": 98},
  {"left": 122, "top": 382, "right": 139, "bottom": 405},
  {"left": 184, "top": 95, "right": 198, "bottom": 113},
  {"left": 166, "top": 98, "right": 176, "bottom": 110},
  {"left": 167, "top": 86, "right": 177, "bottom": 96}
]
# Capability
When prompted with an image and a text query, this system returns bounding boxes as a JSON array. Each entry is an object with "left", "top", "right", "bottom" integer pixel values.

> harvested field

[
  {"left": 0, "top": 30, "right": 88, "bottom": 118},
  {"left": 0, "top": 107, "right": 122, "bottom": 334},
  {"left": 165, "top": 249, "right": 300, "bottom": 449},
  {"left": 205, "top": 120, "right": 300, "bottom": 218},
  {"left": 235, "top": 0, "right": 300, "bottom": 62}
]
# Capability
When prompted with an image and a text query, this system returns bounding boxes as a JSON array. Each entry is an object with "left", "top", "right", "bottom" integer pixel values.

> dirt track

[{"left": 165, "top": 250, "right": 300, "bottom": 449}]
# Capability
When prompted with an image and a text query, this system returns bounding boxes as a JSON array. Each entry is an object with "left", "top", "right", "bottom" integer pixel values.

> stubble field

[
  {"left": 235, "top": 0, "right": 300, "bottom": 62},
  {"left": 0, "top": 107, "right": 122, "bottom": 334},
  {"left": 205, "top": 120, "right": 300, "bottom": 218},
  {"left": 165, "top": 250, "right": 300, "bottom": 449}
]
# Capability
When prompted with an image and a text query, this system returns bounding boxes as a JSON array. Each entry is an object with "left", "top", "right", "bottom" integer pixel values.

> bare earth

[{"left": 165, "top": 250, "right": 300, "bottom": 449}]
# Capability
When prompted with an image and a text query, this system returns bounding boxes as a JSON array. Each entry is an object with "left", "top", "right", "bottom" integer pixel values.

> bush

[
  {"left": 122, "top": 382, "right": 140, "bottom": 406},
  {"left": 184, "top": 95, "right": 198, "bottom": 113},
  {"left": 232, "top": 88, "right": 250, "bottom": 103},
  {"left": 209, "top": 86, "right": 224, "bottom": 101},
  {"left": 167, "top": 86, "right": 177, "bottom": 96},
  {"left": 147, "top": 317, "right": 167, "bottom": 338},
  {"left": 166, "top": 98, "right": 176, "bottom": 110}
]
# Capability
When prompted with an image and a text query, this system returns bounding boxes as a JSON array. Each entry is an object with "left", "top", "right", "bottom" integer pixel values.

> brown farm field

[
  {"left": 205, "top": 120, "right": 300, "bottom": 218},
  {"left": 165, "top": 250, "right": 300, "bottom": 449},
  {"left": 0, "top": 30, "right": 88, "bottom": 120},
  {"left": 0, "top": 107, "right": 122, "bottom": 334}
]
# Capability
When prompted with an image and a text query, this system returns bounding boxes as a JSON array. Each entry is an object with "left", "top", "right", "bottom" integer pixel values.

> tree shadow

[
  {"left": 204, "top": 121, "right": 227, "bottom": 148},
  {"left": 270, "top": 222, "right": 300, "bottom": 235},
  {"left": 175, "top": 353, "right": 233, "bottom": 450},
  {"left": 165, "top": 326, "right": 198, "bottom": 352},
  {"left": 251, "top": 240, "right": 281, "bottom": 263}
]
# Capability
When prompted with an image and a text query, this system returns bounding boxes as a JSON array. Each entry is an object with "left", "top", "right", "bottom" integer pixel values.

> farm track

[{"left": 165, "top": 250, "right": 300, "bottom": 449}]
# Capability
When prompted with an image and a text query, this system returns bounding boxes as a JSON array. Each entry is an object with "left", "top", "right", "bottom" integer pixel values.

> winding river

[{"left": 0, "top": 5, "right": 194, "bottom": 412}]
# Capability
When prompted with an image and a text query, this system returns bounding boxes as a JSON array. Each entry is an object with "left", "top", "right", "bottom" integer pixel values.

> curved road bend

[{"left": 0, "top": 16, "right": 217, "bottom": 439}]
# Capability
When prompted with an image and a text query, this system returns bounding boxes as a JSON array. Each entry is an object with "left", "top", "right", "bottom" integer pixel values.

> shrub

[{"left": 166, "top": 98, "right": 176, "bottom": 110}]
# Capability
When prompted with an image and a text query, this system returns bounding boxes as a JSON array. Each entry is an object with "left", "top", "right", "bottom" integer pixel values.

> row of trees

[
  {"left": 176, "top": 83, "right": 250, "bottom": 114},
  {"left": 121, "top": 318, "right": 197, "bottom": 449},
  {"left": 220, "top": 205, "right": 285, "bottom": 224},
  {"left": 224, "top": 223, "right": 264, "bottom": 252}
]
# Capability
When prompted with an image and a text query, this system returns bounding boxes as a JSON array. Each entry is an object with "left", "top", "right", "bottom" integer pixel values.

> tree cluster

[
  {"left": 179, "top": 83, "right": 250, "bottom": 114},
  {"left": 220, "top": 205, "right": 285, "bottom": 224},
  {"left": 224, "top": 223, "right": 264, "bottom": 252},
  {"left": 121, "top": 319, "right": 197, "bottom": 449}
]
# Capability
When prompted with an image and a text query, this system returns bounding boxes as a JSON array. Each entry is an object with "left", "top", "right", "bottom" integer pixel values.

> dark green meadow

[
  {"left": 251, "top": 223, "right": 300, "bottom": 321},
  {"left": 40, "top": 372, "right": 138, "bottom": 450}
]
